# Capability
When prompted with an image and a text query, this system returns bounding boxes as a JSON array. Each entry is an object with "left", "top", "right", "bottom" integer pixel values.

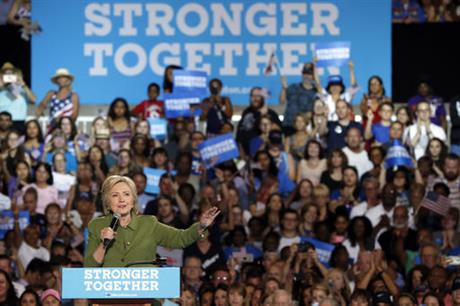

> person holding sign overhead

[{"left": 84, "top": 175, "right": 220, "bottom": 267}]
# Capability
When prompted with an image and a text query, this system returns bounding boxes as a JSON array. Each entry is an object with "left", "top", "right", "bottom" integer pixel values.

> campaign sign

[
  {"left": 0, "top": 211, "right": 29, "bottom": 239},
  {"left": 62, "top": 267, "right": 180, "bottom": 299},
  {"left": 173, "top": 70, "right": 208, "bottom": 98},
  {"left": 32, "top": 1, "right": 391, "bottom": 105},
  {"left": 384, "top": 139, "right": 414, "bottom": 169},
  {"left": 198, "top": 133, "right": 239, "bottom": 169},
  {"left": 147, "top": 118, "right": 167, "bottom": 140},
  {"left": 300, "top": 236, "right": 335, "bottom": 266},
  {"left": 315, "top": 42, "right": 351, "bottom": 67},
  {"left": 164, "top": 93, "right": 200, "bottom": 118},
  {"left": 143, "top": 167, "right": 167, "bottom": 194}
]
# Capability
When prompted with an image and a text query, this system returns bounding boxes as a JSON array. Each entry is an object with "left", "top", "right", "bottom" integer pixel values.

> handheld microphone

[{"left": 103, "top": 213, "right": 120, "bottom": 249}]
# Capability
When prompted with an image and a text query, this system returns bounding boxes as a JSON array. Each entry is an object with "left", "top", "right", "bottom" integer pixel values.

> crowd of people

[
  {"left": 393, "top": 0, "right": 460, "bottom": 23},
  {"left": 1, "top": 44, "right": 460, "bottom": 306}
]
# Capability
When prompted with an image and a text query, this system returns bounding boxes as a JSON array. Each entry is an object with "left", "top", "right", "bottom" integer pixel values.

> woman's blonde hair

[
  {"left": 101, "top": 175, "right": 138, "bottom": 215},
  {"left": 313, "top": 184, "right": 330, "bottom": 198}
]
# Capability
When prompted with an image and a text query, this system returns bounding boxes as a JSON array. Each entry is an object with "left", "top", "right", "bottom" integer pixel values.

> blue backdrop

[{"left": 32, "top": 0, "right": 391, "bottom": 105}]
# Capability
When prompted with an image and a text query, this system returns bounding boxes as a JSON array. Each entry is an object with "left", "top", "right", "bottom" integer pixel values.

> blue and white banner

[
  {"left": 300, "top": 236, "right": 335, "bottom": 266},
  {"left": 147, "top": 118, "right": 167, "bottom": 140},
  {"left": 32, "top": 1, "right": 391, "bottom": 105},
  {"left": 144, "top": 167, "right": 167, "bottom": 194},
  {"left": 198, "top": 133, "right": 239, "bottom": 169},
  {"left": 173, "top": 70, "right": 208, "bottom": 98},
  {"left": 164, "top": 93, "right": 201, "bottom": 118},
  {"left": 384, "top": 140, "right": 414, "bottom": 169},
  {"left": 62, "top": 267, "right": 180, "bottom": 299},
  {"left": 0, "top": 211, "right": 29, "bottom": 239},
  {"left": 315, "top": 42, "right": 351, "bottom": 67}
]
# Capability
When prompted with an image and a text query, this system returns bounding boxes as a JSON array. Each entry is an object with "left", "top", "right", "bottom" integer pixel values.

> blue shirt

[
  {"left": 0, "top": 87, "right": 28, "bottom": 120},
  {"left": 372, "top": 123, "right": 390, "bottom": 144},
  {"left": 284, "top": 82, "right": 316, "bottom": 128},
  {"left": 46, "top": 151, "right": 78, "bottom": 174}
]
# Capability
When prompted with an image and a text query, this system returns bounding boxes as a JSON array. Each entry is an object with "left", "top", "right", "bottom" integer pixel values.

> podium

[{"left": 62, "top": 267, "right": 180, "bottom": 306}]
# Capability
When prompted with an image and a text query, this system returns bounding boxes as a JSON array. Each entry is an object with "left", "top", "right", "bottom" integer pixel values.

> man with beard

[
  {"left": 430, "top": 154, "right": 460, "bottom": 211},
  {"left": 236, "top": 87, "right": 281, "bottom": 156},
  {"left": 378, "top": 206, "right": 418, "bottom": 270}
]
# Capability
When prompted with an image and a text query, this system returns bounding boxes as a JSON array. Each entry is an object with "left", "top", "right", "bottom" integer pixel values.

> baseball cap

[
  {"left": 41, "top": 289, "right": 61, "bottom": 302},
  {"left": 373, "top": 291, "right": 392, "bottom": 306},
  {"left": 326, "top": 75, "right": 345, "bottom": 92},
  {"left": 269, "top": 130, "right": 283, "bottom": 146}
]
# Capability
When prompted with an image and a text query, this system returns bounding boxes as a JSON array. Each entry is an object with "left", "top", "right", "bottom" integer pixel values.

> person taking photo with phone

[{"left": 0, "top": 62, "right": 36, "bottom": 134}]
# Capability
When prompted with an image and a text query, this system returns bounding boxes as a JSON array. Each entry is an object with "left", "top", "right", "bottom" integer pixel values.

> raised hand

[{"left": 199, "top": 206, "right": 221, "bottom": 228}]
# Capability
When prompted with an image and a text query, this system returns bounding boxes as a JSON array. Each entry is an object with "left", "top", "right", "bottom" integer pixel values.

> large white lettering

[
  {"left": 215, "top": 44, "right": 242, "bottom": 76},
  {"left": 280, "top": 3, "right": 307, "bottom": 35},
  {"left": 84, "top": 3, "right": 111, "bottom": 36},
  {"left": 148, "top": 43, "right": 180, "bottom": 75},
  {"left": 245, "top": 3, "right": 276, "bottom": 36},
  {"left": 280, "top": 43, "right": 307, "bottom": 75},
  {"left": 245, "top": 43, "right": 276, "bottom": 75},
  {"left": 82, "top": 2, "right": 343, "bottom": 77},
  {"left": 176, "top": 4, "right": 209, "bottom": 36},
  {"left": 185, "top": 43, "right": 211, "bottom": 74},
  {"left": 310, "top": 3, "right": 340, "bottom": 35},
  {"left": 210, "top": 3, "right": 243, "bottom": 36},
  {"left": 145, "top": 4, "right": 175, "bottom": 36},
  {"left": 113, "top": 4, "right": 142, "bottom": 36},
  {"left": 114, "top": 43, "right": 147, "bottom": 76}
]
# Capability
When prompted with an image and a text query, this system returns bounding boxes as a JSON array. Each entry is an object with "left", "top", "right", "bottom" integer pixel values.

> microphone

[{"left": 103, "top": 213, "right": 120, "bottom": 249}]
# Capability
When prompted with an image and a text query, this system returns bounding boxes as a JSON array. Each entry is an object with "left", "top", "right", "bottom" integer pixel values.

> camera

[
  {"left": 3, "top": 74, "right": 17, "bottom": 84},
  {"left": 298, "top": 241, "right": 315, "bottom": 253}
]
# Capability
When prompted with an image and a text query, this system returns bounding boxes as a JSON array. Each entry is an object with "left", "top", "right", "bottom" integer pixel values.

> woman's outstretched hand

[{"left": 199, "top": 206, "right": 221, "bottom": 228}]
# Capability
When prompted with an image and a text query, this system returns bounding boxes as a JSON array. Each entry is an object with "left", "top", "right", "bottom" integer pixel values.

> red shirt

[{"left": 132, "top": 100, "right": 164, "bottom": 119}]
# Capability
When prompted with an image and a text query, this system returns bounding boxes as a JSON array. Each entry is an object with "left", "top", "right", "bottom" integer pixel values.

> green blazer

[{"left": 84, "top": 213, "right": 203, "bottom": 267}]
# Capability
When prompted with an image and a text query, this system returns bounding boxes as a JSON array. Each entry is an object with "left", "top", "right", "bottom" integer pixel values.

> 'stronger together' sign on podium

[{"left": 62, "top": 267, "right": 180, "bottom": 299}]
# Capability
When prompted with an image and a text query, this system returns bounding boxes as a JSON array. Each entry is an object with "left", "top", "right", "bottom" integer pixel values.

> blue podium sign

[{"left": 62, "top": 267, "right": 180, "bottom": 299}]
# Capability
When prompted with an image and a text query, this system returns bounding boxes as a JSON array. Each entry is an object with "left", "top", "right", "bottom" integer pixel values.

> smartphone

[{"left": 3, "top": 74, "right": 17, "bottom": 83}]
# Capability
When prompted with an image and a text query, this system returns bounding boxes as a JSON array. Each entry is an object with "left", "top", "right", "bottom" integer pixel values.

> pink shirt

[{"left": 19, "top": 183, "right": 59, "bottom": 214}]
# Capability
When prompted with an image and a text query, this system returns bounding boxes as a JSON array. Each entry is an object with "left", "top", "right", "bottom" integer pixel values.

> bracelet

[{"left": 199, "top": 223, "right": 207, "bottom": 231}]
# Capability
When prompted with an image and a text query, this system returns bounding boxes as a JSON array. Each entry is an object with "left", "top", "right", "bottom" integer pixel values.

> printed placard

[{"left": 315, "top": 42, "right": 351, "bottom": 67}]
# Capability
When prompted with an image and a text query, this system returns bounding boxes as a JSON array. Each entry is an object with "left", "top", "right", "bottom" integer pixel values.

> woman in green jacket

[{"left": 84, "top": 175, "right": 220, "bottom": 267}]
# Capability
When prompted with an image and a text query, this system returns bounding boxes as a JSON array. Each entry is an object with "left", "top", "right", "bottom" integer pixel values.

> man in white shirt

[
  {"left": 404, "top": 100, "right": 446, "bottom": 160},
  {"left": 18, "top": 225, "right": 50, "bottom": 269},
  {"left": 350, "top": 177, "right": 385, "bottom": 227},
  {"left": 342, "top": 127, "right": 373, "bottom": 178}
]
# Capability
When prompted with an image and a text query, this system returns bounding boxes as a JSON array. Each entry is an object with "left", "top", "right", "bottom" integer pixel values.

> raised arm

[
  {"left": 364, "top": 110, "right": 374, "bottom": 140},
  {"left": 313, "top": 60, "right": 323, "bottom": 93},
  {"left": 348, "top": 60, "right": 357, "bottom": 87},
  {"left": 36, "top": 90, "right": 54, "bottom": 117},
  {"left": 71, "top": 93, "right": 80, "bottom": 121}
]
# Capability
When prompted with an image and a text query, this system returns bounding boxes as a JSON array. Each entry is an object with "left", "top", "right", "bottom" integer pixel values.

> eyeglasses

[{"left": 417, "top": 108, "right": 430, "bottom": 113}]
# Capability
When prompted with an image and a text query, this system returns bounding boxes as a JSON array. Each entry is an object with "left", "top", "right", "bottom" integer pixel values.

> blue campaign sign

[
  {"left": 147, "top": 118, "right": 167, "bottom": 140},
  {"left": 315, "top": 42, "right": 351, "bottom": 67},
  {"left": 62, "top": 267, "right": 180, "bottom": 299},
  {"left": 164, "top": 93, "right": 200, "bottom": 118},
  {"left": 143, "top": 167, "right": 166, "bottom": 194},
  {"left": 0, "top": 211, "right": 29, "bottom": 239},
  {"left": 198, "top": 133, "right": 239, "bottom": 169},
  {"left": 301, "top": 236, "right": 335, "bottom": 266},
  {"left": 384, "top": 140, "right": 414, "bottom": 169},
  {"left": 173, "top": 70, "right": 208, "bottom": 98},
  {"left": 32, "top": 1, "right": 391, "bottom": 105}
]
